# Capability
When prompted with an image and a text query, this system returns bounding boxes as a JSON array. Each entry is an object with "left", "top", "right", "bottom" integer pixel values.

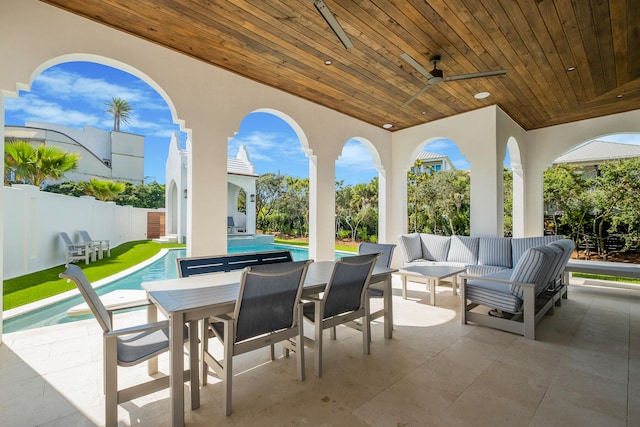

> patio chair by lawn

[
  {"left": 302, "top": 253, "right": 379, "bottom": 377},
  {"left": 202, "top": 260, "right": 311, "bottom": 415},
  {"left": 59, "top": 231, "right": 91, "bottom": 266},
  {"left": 78, "top": 230, "right": 110, "bottom": 260},
  {"left": 59, "top": 264, "right": 191, "bottom": 426},
  {"left": 227, "top": 216, "right": 236, "bottom": 234}
]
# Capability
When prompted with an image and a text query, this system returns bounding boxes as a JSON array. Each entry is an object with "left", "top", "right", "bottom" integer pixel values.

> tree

[
  {"left": 4, "top": 140, "right": 79, "bottom": 188},
  {"left": 105, "top": 97, "right": 132, "bottom": 131},
  {"left": 81, "top": 178, "right": 126, "bottom": 201}
]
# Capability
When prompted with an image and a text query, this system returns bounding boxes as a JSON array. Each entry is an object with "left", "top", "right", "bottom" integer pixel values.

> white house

[
  {"left": 411, "top": 151, "right": 455, "bottom": 175},
  {"left": 164, "top": 132, "right": 258, "bottom": 243},
  {"left": 5, "top": 122, "right": 145, "bottom": 185},
  {"left": 553, "top": 140, "right": 640, "bottom": 178}
]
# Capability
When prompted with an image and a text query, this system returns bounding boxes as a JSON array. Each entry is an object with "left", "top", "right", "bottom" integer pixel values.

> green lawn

[
  {"left": 3, "top": 240, "right": 185, "bottom": 310},
  {"left": 274, "top": 238, "right": 358, "bottom": 253},
  {"left": 572, "top": 272, "right": 640, "bottom": 284}
]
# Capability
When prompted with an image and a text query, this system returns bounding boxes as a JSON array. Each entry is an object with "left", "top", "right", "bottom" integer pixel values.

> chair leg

[
  {"left": 314, "top": 304, "right": 323, "bottom": 378},
  {"left": 200, "top": 320, "right": 208, "bottom": 385},
  {"left": 269, "top": 344, "right": 275, "bottom": 361},
  {"left": 104, "top": 337, "right": 118, "bottom": 427},
  {"left": 363, "top": 300, "right": 370, "bottom": 355},
  {"left": 297, "top": 307, "right": 306, "bottom": 381},
  {"left": 222, "top": 320, "right": 234, "bottom": 416},
  {"left": 330, "top": 326, "right": 337, "bottom": 340}
]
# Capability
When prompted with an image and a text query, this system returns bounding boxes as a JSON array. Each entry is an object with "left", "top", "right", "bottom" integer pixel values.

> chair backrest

[
  {"left": 177, "top": 250, "right": 294, "bottom": 277},
  {"left": 322, "top": 253, "right": 379, "bottom": 318},
  {"left": 60, "top": 232, "right": 74, "bottom": 246},
  {"left": 227, "top": 216, "right": 235, "bottom": 227},
  {"left": 358, "top": 242, "right": 396, "bottom": 268},
  {"left": 78, "top": 230, "right": 92, "bottom": 243},
  {"left": 234, "top": 260, "right": 312, "bottom": 342},
  {"left": 59, "top": 264, "right": 112, "bottom": 332}
]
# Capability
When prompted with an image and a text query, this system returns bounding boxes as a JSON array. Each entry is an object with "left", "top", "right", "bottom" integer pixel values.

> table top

[
  {"left": 143, "top": 261, "right": 396, "bottom": 315},
  {"left": 397, "top": 264, "right": 466, "bottom": 279}
]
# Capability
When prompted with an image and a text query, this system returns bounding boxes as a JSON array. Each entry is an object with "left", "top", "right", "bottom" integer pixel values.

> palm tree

[
  {"left": 105, "top": 97, "right": 132, "bottom": 131},
  {"left": 4, "top": 140, "right": 80, "bottom": 188},
  {"left": 81, "top": 178, "right": 126, "bottom": 201}
]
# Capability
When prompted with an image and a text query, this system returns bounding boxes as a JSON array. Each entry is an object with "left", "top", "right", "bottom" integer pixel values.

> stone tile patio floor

[{"left": 1, "top": 275, "right": 638, "bottom": 426}]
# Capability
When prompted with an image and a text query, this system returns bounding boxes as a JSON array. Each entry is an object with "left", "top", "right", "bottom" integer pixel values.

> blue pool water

[{"left": 3, "top": 244, "right": 345, "bottom": 333}]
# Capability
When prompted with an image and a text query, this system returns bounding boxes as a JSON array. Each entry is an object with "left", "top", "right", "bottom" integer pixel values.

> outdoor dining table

[{"left": 141, "top": 260, "right": 397, "bottom": 427}]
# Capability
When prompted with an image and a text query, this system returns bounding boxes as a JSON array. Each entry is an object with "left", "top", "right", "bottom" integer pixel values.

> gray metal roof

[
  {"left": 554, "top": 140, "right": 640, "bottom": 164},
  {"left": 416, "top": 151, "right": 448, "bottom": 161}
]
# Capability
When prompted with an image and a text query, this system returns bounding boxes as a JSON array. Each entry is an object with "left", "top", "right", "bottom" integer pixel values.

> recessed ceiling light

[
  {"left": 474, "top": 92, "right": 490, "bottom": 99},
  {"left": 421, "top": 111, "right": 427, "bottom": 115},
  {"left": 382, "top": 123, "right": 393, "bottom": 129},
  {"left": 324, "top": 60, "right": 332, "bottom": 65},
  {"left": 567, "top": 66, "right": 576, "bottom": 71},
  {"left": 617, "top": 94, "right": 623, "bottom": 98}
]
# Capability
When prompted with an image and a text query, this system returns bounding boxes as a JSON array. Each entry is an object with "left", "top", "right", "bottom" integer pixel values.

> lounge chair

[
  {"left": 302, "top": 253, "right": 379, "bottom": 377},
  {"left": 59, "top": 231, "right": 91, "bottom": 266},
  {"left": 202, "top": 260, "right": 311, "bottom": 415},
  {"left": 78, "top": 230, "right": 110, "bottom": 260},
  {"left": 59, "top": 264, "right": 190, "bottom": 426}
]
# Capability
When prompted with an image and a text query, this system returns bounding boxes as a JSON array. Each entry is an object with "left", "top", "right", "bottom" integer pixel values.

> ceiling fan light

[{"left": 474, "top": 91, "right": 490, "bottom": 99}]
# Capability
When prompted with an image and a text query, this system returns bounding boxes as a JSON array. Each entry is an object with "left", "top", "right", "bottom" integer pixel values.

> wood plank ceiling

[{"left": 42, "top": 0, "right": 640, "bottom": 131}]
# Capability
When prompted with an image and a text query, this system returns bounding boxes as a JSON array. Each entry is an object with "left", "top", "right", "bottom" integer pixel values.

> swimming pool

[{"left": 3, "top": 244, "right": 349, "bottom": 332}]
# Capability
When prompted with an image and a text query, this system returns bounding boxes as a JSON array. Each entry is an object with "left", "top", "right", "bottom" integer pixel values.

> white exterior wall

[
  {"left": 111, "top": 131, "right": 144, "bottom": 184},
  {"left": 2, "top": 184, "right": 158, "bottom": 279}
]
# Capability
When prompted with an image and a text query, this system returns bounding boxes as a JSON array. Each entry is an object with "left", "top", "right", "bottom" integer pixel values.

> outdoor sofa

[{"left": 397, "top": 233, "right": 575, "bottom": 339}]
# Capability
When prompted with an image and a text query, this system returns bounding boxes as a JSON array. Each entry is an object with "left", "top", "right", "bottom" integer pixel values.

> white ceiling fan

[
  {"left": 313, "top": 0, "right": 353, "bottom": 49},
  {"left": 401, "top": 53, "right": 507, "bottom": 107}
]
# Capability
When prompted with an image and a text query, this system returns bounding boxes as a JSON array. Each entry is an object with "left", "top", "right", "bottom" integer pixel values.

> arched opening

[
  {"left": 227, "top": 110, "right": 310, "bottom": 242},
  {"left": 406, "top": 138, "right": 470, "bottom": 236},
  {"left": 335, "top": 138, "right": 380, "bottom": 245},
  {"left": 543, "top": 133, "right": 640, "bottom": 261}
]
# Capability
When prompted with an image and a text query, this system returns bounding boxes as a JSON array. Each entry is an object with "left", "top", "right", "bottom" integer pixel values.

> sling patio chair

[
  {"left": 302, "top": 253, "right": 379, "bottom": 377},
  {"left": 59, "top": 264, "right": 191, "bottom": 426},
  {"left": 201, "top": 260, "right": 312, "bottom": 415},
  {"left": 59, "top": 231, "right": 91, "bottom": 266},
  {"left": 78, "top": 230, "right": 110, "bottom": 260},
  {"left": 338, "top": 243, "right": 395, "bottom": 341}
]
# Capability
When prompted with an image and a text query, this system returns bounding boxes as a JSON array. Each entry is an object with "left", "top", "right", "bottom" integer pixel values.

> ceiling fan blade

[
  {"left": 400, "top": 53, "right": 434, "bottom": 80},
  {"left": 314, "top": 0, "right": 353, "bottom": 49},
  {"left": 443, "top": 69, "right": 507, "bottom": 82},
  {"left": 402, "top": 83, "right": 433, "bottom": 107}
]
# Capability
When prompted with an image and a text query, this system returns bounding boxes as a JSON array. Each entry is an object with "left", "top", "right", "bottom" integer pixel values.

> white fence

[{"left": 3, "top": 184, "right": 162, "bottom": 280}]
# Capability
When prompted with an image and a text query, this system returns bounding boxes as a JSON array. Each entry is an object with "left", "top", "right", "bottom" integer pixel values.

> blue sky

[{"left": 5, "top": 62, "right": 639, "bottom": 185}]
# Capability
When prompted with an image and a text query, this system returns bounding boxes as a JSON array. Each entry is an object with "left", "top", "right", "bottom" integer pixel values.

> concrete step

[{"left": 153, "top": 234, "right": 178, "bottom": 243}]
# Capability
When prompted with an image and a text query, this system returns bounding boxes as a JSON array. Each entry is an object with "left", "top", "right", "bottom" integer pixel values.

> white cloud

[
  {"left": 229, "top": 130, "right": 307, "bottom": 166},
  {"left": 6, "top": 94, "right": 101, "bottom": 128},
  {"left": 424, "top": 138, "right": 456, "bottom": 151},
  {"left": 336, "top": 141, "right": 377, "bottom": 171}
]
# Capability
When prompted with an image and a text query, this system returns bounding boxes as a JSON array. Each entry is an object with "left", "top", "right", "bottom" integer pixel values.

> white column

[
  {"left": 522, "top": 166, "right": 545, "bottom": 236},
  {"left": 0, "top": 94, "right": 5, "bottom": 342},
  {"left": 187, "top": 124, "right": 229, "bottom": 257},
  {"left": 377, "top": 169, "right": 389, "bottom": 243},
  {"left": 468, "top": 141, "right": 503, "bottom": 237},
  {"left": 309, "top": 154, "right": 336, "bottom": 261},
  {"left": 511, "top": 163, "right": 525, "bottom": 237}
]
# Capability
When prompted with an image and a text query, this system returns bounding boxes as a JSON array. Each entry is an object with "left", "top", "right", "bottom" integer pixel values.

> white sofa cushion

[
  {"left": 511, "top": 235, "right": 560, "bottom": 268},
  {"left": 420, "top": 233, "right": 451, "bottom": 262},
  {"left": 466, "top": 264, "right": 510, "bottom": 277},
  {"left": 509, "top": 246, "right": 556, "bottom": 298},
  {"left": 447, "top": 236, "right": 479, "bottom": 264},
  {"left": 478, "top": 237, "right": 512, "bottom": 268},
  {"left": 397, "top": 233, "right": 423, "bottom": 262}
]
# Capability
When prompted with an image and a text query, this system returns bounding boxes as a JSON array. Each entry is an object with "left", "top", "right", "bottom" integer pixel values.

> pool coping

[{"left": 3, "top": 248, "right": 176, "bottom": 321}]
